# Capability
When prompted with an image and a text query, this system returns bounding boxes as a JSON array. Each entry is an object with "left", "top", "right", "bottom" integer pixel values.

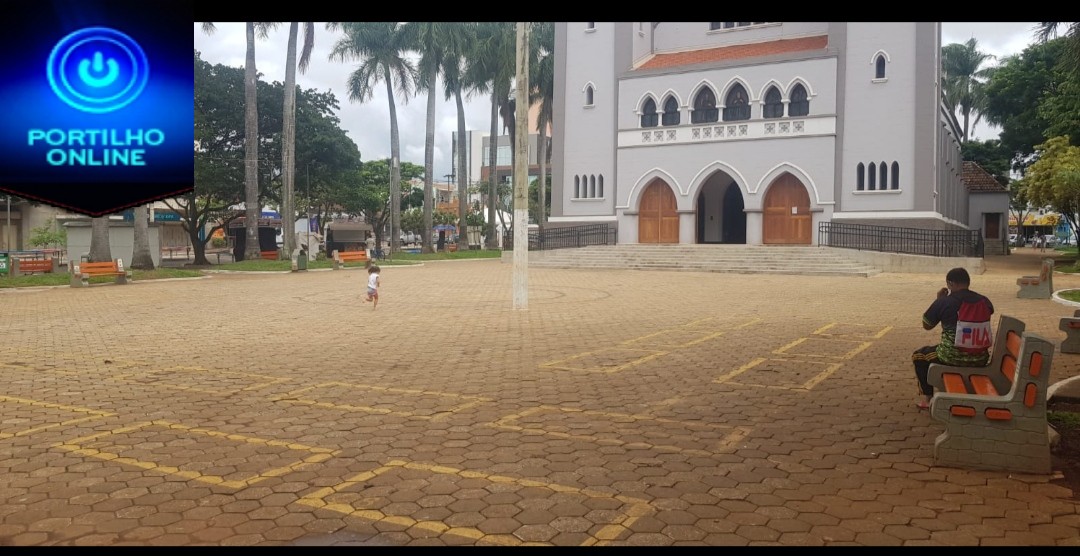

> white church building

[{"left": 549, "top": 22, "right": 1001, "bottom": 250}]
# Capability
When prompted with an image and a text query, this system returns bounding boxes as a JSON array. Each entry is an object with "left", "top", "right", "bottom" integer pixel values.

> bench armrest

[{"left": 929, "top": 390, "right": 1011, "bottom": 421}]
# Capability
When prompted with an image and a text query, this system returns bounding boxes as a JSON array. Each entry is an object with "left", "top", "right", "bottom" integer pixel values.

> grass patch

[
  {"left": 1049, "top": 410, "right": 1080, "bottom": 431},
  {"left": 1061, "top": 290, "right": 1080, "bottom": 303},
  {"left": 212, "top": 257, "right": 422, "bottom": 272},
  {"left": 387, "top": 249, "right": 501, "bottom": 261},
  {"left": 0, "top": 267, "right": 204, "bottom": 288}
]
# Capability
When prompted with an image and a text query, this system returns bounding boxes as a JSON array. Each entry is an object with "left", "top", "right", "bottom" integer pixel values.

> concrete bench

[
  {"left": 71, "top": 259, "right": 131, "bottom": 288},
  {"left": 1016, "top": 258, "right": 1053, "bottom": 299},
  {"left": 1059, "top": 309, "right": 1080, "bottom": 354},
  {"left": 928, "top": 314, "right": 1025, "bottom": 397},
  {"left": 332, "top": 249, "right": 368, "bottom": 270},
  {"left": 929, "top": 331, "right": 1054, "bottom": 474},
  {"left": 11, "top": 257, "right": 56, "bottom": 276}
]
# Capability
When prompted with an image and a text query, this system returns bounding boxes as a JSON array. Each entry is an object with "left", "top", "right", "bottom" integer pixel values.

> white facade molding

[{"left": 621, "top": 116, "right": 835, "bottom": 148}]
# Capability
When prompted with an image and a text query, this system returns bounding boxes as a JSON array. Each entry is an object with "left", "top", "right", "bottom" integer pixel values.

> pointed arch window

[
  {"left": 661, "top": 97, "right": 681, "bottom": 126},
  {"left": 879, "top": 162, "right": 888, "bottom": 191},
  {"left": 640, "top": 98, "right": 658, "bottom": 128},
  {"left": 589, "top": 175, "right": 596, "bottom": 198},
  {"left": 762, "top": 86, "right": 783, "bottom": 119},
  {"left": 691, "top": 88, "right": 718, "bottom": 124},
  {"left": 722, "top": 84, "right": 750, "bottom": 121},
  {"left": 875, "top": 55, "right": 887, "bottom": 79},
  {"left": 788, "top": 84, "right": 809, "bottom": 117},
  {"left": 857, "top": 163, "right": 865, "bottom": 191},
  {"left": 891, "top": 162, "right": 899, "bottom": 189},
  {"left": 598, "top": 175, "right": 604, "bottom": 198},
  {"left": 574, "top": 175, "right": 581, "bottom": 198},
  {"left": 585, "top": 85, "right": 594, "bottom": 106},
  {"left": 868, "top": 162, "right": 877, "bottom": 190}
]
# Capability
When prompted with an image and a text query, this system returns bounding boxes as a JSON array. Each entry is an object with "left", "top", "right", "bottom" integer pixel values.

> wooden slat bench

[
  {"left": 11, "top": 258, "right": 56, "bottom": 276},
  {"left": 927, "top": 314, "right": 1025, "bottom": 397},
  {"left": 70, "top": 259, "right": 131, "bottom": 288},
  {"left": 260, "top": 250, "right": 280, "bottom": 261},
  {"left": 929, "top": 331, "right": 1054, "bottom": 474},
  {"left": 1016, "top": 258, "right": 1053, "bottom": 299},
  {"left": 1059, "top": 309, "right": 1080, "bottom": 354},
  {"left": 331, "top": 249, "right": 368, "bottom": 270}
]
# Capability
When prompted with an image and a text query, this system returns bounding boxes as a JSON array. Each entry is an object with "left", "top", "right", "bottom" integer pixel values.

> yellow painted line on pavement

[
  {"left": 298, "top": 459, "right": 653, "bottom": 546},
  {"left": 540, "top": 347, "right": 670, "bottom": 374},
  {"left": 813, "top": 323, "right": 893, "bottom": 339},
  {"left": 489, "top": 405, "right": 749, "bottom": 456},
  {"left": 272, "top": 382, "right": 490, "bottom": 420},
  {"left": 107, "top": 366, "right": 291, "bottom": 395},
  {"left": 0, "top": 395, "right": 115, "bottom": 439},
  {"left": 52, "top": 420, "right": 338, "bottom": 489},
  {"left": 713, "top": 357, "right": 768, "bottom": 385}
]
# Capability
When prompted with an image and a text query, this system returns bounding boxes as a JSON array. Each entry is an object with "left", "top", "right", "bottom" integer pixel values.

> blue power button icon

[{"left": 47, "top": 27, "right": 149, "bottom": 114}]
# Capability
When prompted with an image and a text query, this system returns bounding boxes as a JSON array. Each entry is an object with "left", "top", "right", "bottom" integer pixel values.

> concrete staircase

[{"left": 522, "top": 244, "right": 882, "bottom": 277}]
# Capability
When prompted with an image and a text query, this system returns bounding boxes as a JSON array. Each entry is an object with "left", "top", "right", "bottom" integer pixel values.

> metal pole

[
  {"left": 512, "top": 22, "right": 530, "bottom": 310},
  {"left": 5, "top": 195, "right": 10, "bottom": 251}
]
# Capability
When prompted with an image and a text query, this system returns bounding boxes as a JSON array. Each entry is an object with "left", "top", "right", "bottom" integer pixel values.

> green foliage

[
  {"left": 210, "top": 237, "right": 227, "bottom": 248},
  {"left": 1049, "top": 409, "right": 1080, "bottom": 430},
  {"left": 28, "top": 218, "right": 66, "bottom": 249},
  {"left": 0, "top": 268, "right": 202, "bottom": 288},
  {"left": 1025, "top": 135, "right": 1080, "bottom": 239}
]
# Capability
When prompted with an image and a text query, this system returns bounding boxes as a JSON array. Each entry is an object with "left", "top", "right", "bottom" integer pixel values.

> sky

[{"left": 193, "top": 22, "right": 1045, "bottom": 181}]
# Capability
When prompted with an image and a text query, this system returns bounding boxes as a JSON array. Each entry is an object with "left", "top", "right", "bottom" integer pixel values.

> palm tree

[
  {"left": 403, "top": 23, "right": 470, "bottom": 254},
  {"left": 130, "top": 204, "right": 154, "bottom": 270},
  {"left": 466, "top": 22, "right": 516, "bottom": 248},
  {"left": 530, "top": 22, "right": 555, "bottom": 232},
  {"left": 1036, "top": 22, "right": 1080, "bottom": 73},
  {"left": 941, "top": 37, "right": 995, "bottom": 143},
  {"left": 281, "top": 23, "right": 316, "bottom": 261},
  {"left": 439, "top": 23, "right": 479, "bottom": 251},
  {"left": 88, "top": 216, "right": 112, "bottom": 263},
  {"left": 329, "top": 22, "right": 415, "bottom": 255},
  {"left": 201, "top": 22, "right": 270, "bottom": 261}
]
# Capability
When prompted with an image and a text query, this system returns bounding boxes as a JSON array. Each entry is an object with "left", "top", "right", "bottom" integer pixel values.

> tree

[
  {"left": 88, "top": 216, "right": 112, "bottom": 262},
  {"left": 281, "top": 22, "right": 316, "bottom": 261},
  {"left": 1024, "top": 135, "right": 1080, "bottom": 239},
  {"left": 329, "top": 22, "right": 415, "bottom": 256},
  {"left": 1008, "top": 178, "right": 1033, "bottom": 238},
  {"left": 984, "top": 38, "right": 1071, "bottom": 173},
  {"left": 439, "top": 23, "right": 478, "bottom": 250},
  {"left": 402, "top": 23, "right": 471, "bottom": 254},
  {"left": 342, "top": 159, "right": 424, "bottom": 250},
  {"left": 201, "top": 22, "right": 273, "bottom": 261},
  {"left": 962, "top": 139, "right": 1013, "bottom": 186},
  {"left": 530, "top": 22, "right": 555, "bottom": 231},
  {"left": 467, "top": 22, "right": 516, "bottom": 249},
  {"left": 130, "top": 204, "right": 155, "bottom": 270},
  {"left": 28, "top": 218, "right": 66, "bottom": 250},
  {"left": 1036, "top": 22, "right": 1080, "bottom": 74},
  {"left": 942, "top": 38, "right": 995, "bottom": 143}
]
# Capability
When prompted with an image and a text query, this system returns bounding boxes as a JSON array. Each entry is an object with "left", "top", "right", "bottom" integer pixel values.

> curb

[{"left": 1051, "top": 289, "right": 1080, "bottom": 309}]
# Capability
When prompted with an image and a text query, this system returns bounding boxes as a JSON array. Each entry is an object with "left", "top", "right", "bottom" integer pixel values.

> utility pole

[{"left": 513, "top": 22, "right": 530, "bottom": 310}]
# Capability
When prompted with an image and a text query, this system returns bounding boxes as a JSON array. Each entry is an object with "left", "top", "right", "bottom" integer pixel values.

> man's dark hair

[{"left": 946, "top": 267, "right": 970, "bottom": 285}]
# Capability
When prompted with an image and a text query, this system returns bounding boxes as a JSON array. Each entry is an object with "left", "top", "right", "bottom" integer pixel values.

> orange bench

[
  {"left": 1016, "top": 258, "right": 1053, "bottom": 299},
  {"left": 260, "top": 250, "right": 279, "bottom": 261},
  {"left": 930, "top": 331, "right": 1054, "bottom": 474},
  {"left": 927, "top": 314, "right": 1025, "bottom": 397},
  {"left": 332, "top": 249, "right": 368, "bottom": 270},
  {"left": 70, "top": 259, "right": 131, "bottom": 287},
  {"left": 11, "top": 258, "right": 55, "bottom": 276}
]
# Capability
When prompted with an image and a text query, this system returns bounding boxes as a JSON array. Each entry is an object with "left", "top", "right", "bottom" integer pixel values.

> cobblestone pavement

[{"left": 1, "top": 251, "right": 1078, "bottom": 546}]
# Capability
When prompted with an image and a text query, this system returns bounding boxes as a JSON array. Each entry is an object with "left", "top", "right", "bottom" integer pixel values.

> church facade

[{"left": 550, "top": 22, "right": 973, "bottom": 246}]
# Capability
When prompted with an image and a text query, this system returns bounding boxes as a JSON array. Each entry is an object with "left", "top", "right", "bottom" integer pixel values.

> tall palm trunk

[
  {"left": 486, "top": 90, "right": 499, "bottom": 248},
  {"left": 455, "top": 89, "right": 468, "bottom": 249},
  {"left": 242, "top": 22, "right": 261, "bottom": 261},
  {"left": 131, "top": 204, "right": 155, "bottom": 269},
  {"left": 386, "top": 67, "right": 402, "bottom": 254},
  {"left": 537, "top": 127, "right": 547, "bottom": 232},
  {"left": 282, "top": 22, "right": 298, "bottom": 261},
  {"left": 89, "top": 216, "right": 112, "bottom": 262},
  {"left": 422, "top": 61, "right": 437, "bottom": 254}
]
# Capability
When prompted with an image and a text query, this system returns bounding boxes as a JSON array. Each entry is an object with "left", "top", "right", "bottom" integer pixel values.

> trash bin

[
  {"left": 0, "top": 253, "right": 8, "bottom": 276},
  {"left": 296, "top": 248, "right": 308, "bottom": 271}
]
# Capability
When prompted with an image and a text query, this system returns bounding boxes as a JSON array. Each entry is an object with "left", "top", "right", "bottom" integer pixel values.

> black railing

[
  {"left": 818, "top": 222, "right": 984, "bottom": 258},
  {"left": 504, "top": 223, "right": 617, "bottom": 251}
]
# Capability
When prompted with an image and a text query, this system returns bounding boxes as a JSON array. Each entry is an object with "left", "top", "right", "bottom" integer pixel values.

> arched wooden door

[
  {"left": 762, "top": 174, "right": 811, "bottom": 245},
  {"left": 638, "top": 181, "right": 679, "bottom": 243}
]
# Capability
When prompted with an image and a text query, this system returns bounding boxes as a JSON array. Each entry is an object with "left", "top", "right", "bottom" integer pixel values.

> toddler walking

[{"left": 364, "top": 265, "right": 380, "bottom": 309}]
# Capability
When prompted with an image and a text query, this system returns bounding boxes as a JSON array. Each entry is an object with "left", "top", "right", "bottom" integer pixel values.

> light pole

[
  {"left": 512, "top": 22, "right": 530, "bottom": 310},
  {"left": 5, "top": 195, "right": 10, "bottom": 251}
]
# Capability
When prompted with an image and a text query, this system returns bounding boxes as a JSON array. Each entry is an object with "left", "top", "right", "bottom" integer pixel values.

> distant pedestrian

[
  {"left": 1039, "top": 235, "right": 1047, "bottom": 253},
  {"left": 364, "top": 265, "right": 381, "bottom": 309}
]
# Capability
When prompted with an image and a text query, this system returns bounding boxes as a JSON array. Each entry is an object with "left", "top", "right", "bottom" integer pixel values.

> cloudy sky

[{"left": 193, "top": 22, "right": 1044, "bottom": 180}]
